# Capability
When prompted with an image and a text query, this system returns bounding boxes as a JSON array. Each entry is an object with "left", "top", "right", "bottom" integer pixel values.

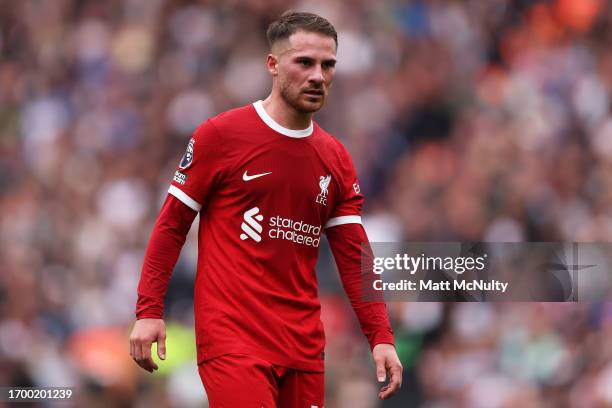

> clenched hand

[{"left": 129, "top": 318, "right": 166, "bottom": 372}]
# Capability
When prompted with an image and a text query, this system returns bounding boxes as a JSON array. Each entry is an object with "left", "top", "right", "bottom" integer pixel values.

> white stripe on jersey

[
  {"left": 324, "top": 215, "right": 362, "bottom": 229},
  {"left": 168, "top": 185, "right": 202, "bottom": 212}
]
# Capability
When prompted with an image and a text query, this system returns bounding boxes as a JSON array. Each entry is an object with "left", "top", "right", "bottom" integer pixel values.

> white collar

[{"left": 253, "top": 100, "right": 313, "bottom": 138}]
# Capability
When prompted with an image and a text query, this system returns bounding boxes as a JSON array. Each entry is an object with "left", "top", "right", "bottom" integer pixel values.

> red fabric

[
  {"left": 198, "top": 354, "right": 324, "bottom": 408},
  {"left": 326, "top": 223, "right": 395, "bottom": 350},
  {"left": 136, "top": 102, "right": 394, "bottom": 371},
  {"left": 136, "top": 195, "right": 196, "bottom": 319}
]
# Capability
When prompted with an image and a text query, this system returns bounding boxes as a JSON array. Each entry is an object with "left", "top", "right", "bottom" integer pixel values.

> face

[{"left": 269, "top": 30, "right": 337, "bottom": 113}]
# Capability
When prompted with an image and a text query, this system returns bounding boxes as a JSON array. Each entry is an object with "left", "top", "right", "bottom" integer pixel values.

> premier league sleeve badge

[{"left": 179, "top": 137, "right": 195, "bottom": 169}]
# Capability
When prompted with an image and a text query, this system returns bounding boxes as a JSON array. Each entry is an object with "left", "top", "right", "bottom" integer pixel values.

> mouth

[{"left": 303, "top": 89, "right": 324, "bottom": 97}]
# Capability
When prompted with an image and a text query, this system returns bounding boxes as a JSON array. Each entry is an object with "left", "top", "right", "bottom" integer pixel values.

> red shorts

[{"left": 198, "top": 353, "right": 324, "bottom": 408}]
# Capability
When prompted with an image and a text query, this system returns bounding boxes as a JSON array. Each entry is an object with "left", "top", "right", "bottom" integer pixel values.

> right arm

[
  {"left": 129, "top": 120, "right": 224, "bottom": 372},
  {"left": 130, "top": 194, "right": 197, "bottom": 372}
]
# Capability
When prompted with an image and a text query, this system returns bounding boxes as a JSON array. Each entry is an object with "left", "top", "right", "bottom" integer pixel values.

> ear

[{"left": 266, "top": 54, "right": 279, "bottom": 76}]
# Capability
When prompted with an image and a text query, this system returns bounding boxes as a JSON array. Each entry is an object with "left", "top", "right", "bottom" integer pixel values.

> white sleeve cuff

[
  {"left": 168, "top": 185, "right": 202, "bottom": 212},
  {"left": 325, "top": 215, "right": 362, "bottom": 229}
]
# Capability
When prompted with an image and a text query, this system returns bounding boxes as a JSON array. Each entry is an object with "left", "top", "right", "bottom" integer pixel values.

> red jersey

[{"left": 140, "top": 101, "right": 392, "bottom": 372}]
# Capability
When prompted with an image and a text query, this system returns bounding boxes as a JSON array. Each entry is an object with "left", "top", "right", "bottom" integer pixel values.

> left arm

[{"left": 326, "top": 222, "right": 403, "bottom": 400}]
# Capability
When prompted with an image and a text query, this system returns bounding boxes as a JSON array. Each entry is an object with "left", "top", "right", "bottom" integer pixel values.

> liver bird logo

[{"left": 319, "top": 175, "right": 331, "bottom": 197}]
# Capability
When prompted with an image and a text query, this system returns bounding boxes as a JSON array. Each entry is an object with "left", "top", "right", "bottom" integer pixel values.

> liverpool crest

[{"left": 316, "top": 175, "right": 331, "bottom": 206}]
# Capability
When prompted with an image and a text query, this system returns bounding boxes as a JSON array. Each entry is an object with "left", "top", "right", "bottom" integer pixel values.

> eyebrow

[{"left": 294, "top": 55, "right": 337, "bottom": 65}]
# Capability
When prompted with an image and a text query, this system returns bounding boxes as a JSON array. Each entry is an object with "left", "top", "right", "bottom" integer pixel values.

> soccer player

[{"left": 130, "top": 11, "right": 402, "bottom": 407}]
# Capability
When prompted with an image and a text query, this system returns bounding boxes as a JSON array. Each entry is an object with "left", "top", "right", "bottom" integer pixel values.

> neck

[{"left": 261, "top": 95, "right": 312, "bottom": 130}]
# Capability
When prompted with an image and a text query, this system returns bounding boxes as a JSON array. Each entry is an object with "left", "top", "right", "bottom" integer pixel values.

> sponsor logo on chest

[{"left": 239, "top": 207, "right": 322, "bottom": 247}]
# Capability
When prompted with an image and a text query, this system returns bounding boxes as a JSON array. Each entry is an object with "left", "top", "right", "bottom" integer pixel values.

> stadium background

[{"left": 1, "top": 0, "right": 612, "bottom": 406}]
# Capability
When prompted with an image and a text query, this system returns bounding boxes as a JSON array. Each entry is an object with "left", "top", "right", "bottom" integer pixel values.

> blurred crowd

[{"left": 1, "top": 0, "right": 612, "bottom": 406}]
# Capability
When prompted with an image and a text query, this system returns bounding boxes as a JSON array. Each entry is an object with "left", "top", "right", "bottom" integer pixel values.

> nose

[{"left": 308, "top": 65, "right": 325, "bottom": 84}]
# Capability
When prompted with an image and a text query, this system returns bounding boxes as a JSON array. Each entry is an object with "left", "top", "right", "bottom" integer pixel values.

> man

[{"left": 130, "top": 11, "right": 402, "bottom": 407}]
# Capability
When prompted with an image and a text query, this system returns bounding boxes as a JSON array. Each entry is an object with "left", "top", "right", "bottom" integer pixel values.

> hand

[
  {"left": 129, "top": 318, "right": 166, "bottom": 373},
  {"left": 372, "top": 343, "right": 403, "bottom": 400}
]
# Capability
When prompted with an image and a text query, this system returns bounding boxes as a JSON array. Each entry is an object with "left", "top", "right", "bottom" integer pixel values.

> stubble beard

[{"left": 279, "top": 79, "right": 324, "bottom": 114}]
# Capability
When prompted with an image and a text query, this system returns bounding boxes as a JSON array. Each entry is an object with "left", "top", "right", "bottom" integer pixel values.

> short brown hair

[{"left": 266, "top": 11, "right": 338, "bottom": 49}]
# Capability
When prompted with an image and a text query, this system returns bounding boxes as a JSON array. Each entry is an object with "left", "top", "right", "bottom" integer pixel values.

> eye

[
  {"left": 299, "top": 59, "right": 312, "bottom": 67},
  {"left": 323, "top": 61, "right": 336, "bottom": 69}
]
